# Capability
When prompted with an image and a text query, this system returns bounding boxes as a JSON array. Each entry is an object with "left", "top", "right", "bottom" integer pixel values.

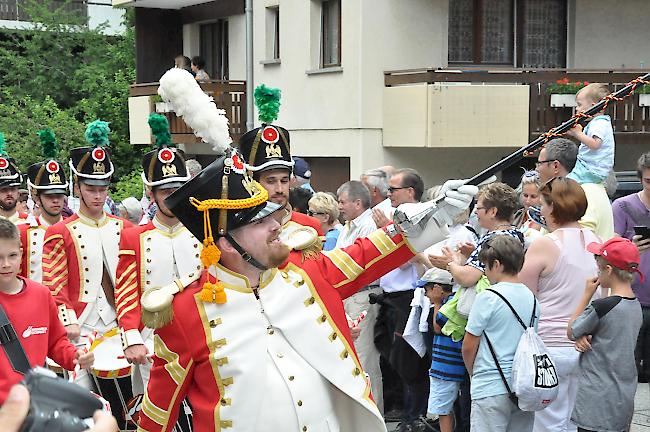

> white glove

[
  {"left": 393, "top": 201, "right": 449, "bottom": 252},
  {"left": 433, "top": 179, "right": 479, "bottom": 227}
]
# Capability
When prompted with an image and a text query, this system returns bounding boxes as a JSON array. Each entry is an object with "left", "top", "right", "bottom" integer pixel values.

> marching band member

[
  {"left": 116, "top": 114, "right": 201, "bottom": 397},
  {"left": 41, "top": 120, "right": 133, "bottom": 421},
  {"left": 136, "top": 145, "right": 477, "bottom": 432},
  {"left": 0, "top": 132, "right": 28, "bottom": 225},
  {"left": 238, "top": 85, "right": 323, "bottom": 245},
  {"left": 19, "top": 129, "right": 67, "bottom": 283}
]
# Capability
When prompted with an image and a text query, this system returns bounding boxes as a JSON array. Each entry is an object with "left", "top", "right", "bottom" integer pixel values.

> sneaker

[
  {"left": 412, "top": 416, "right": 440, "bottom": 432},
  {"left": 385, "top": 409, "right": 403, "bottom": 422},
  {"left": 397, "top": 422, "right": 413, "bottom": 432}
]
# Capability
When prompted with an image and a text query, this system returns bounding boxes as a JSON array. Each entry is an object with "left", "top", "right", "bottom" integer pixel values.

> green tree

[{"left": 0, "top": 0, "right": 142, "bottom": 184}]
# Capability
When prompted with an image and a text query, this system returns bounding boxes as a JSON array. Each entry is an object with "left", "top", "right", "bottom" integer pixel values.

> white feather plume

[{"left": 158, "top": 68, "right": 232, "bottom": 155}]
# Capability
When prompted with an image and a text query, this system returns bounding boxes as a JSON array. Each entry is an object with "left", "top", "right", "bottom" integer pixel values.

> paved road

[{"left": 385, "top": 383, "right": 650, "bottom": 431}]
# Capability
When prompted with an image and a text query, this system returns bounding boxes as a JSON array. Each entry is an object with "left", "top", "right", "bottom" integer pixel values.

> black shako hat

[
  {"left": 165, "top": 148, "right": 281, "bottom": 242},
  {"left": 237, "top": 84, "right": 294, "bottom": 174},
  {"left": 69, "top": 120, "right": 114, "bottom": 186},
  {"left": 141, "top": 114, "right": 190, "bottom": 190}
]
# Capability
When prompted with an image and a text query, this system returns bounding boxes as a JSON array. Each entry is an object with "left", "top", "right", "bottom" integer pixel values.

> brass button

[
  {"left": 319, "top": 315, "right": 327, "bottom": 322},
  {"left": 32, "top": 241, "right": 36, "bottom": 245},
  {"left": 77, "top": 235, "right": 81, "bottom": 239},
  {"left": 276, "top": 352, "right": 284, "bottom": 358},
  {"left": 146, "top": 238, "right": 151, "bottom": 242},
  {"left": 85, "top": 268, "right": 89, "bottom": 272},
  {"left": 146, "top": 248, "right": 151, "bottom": 252},
  {"left": 220, "top": 398, "right": 228, "bottom": 406},
  {"left": 297, "top": 400, "right": 303, "bottom": 406},
  {"left": 80, "top": 245, "right": 85, "bottom": 249},
  {"left": 194, "top": 244, "right": 198, "bottom": 248},
  {"left": 146, "top": 259, "right": 151, "bottom": 263},
  {"left": 303, "top": 427, "right": 307, "bottom": 432},
  {"left": 31, "top": 251, "right": 35, "bottom": 255},
  {"left": 288, "top": 375, "right": 294, "bottom": 381},
  {"left": 267, "top": 327, "right": 274, "bottom": 335},
  {"left": 195, "top": 254, "right": 199, "bottom": 258},
  {"left": 85, "top": 279, "right": 90, "bottom": 283}
]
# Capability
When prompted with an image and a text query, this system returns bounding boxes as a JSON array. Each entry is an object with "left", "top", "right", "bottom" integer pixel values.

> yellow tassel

[
  {"left": 199, "top": 281, "right": 227, "bottom": 304},
  {"left": 200, "top": 242, "right": 221, "bottom": 268}
]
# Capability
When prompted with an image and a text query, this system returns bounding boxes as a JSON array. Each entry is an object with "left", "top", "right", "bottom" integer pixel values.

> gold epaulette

[
  {"left": 284, "top": 226, "right": 323, "bottom": 262},
  {"left": 141, "top": 271, "right": 202, "bottom": 329}
]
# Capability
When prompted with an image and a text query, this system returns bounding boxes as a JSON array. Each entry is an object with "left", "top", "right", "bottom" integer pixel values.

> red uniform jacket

[
  {"left": 18, "top": 216, "right": 62, "bottom": 283},
  {"left": 42, "top": 212, "right": 132, "bottom": 326},
  {"left": 138, "top": 227, "right": 415, "bottom": 432},
  {"left": 115, "top": 219, "right": 202, "bottom": 348}
]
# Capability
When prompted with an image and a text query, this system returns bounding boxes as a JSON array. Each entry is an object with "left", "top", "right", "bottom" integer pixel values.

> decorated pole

[{"left": 466, "top": 72, "right": 650, "bottom": 186}]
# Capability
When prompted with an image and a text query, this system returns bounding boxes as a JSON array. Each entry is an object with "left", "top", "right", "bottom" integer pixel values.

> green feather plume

[
  {"left": 254, "top": 84, "right": 281, "bottom": 124},
  {"left": 148, "top": 113, "right": 172, "bottom": 147},
  {"left": 84, "top": 119, "right": 111, "bottom": 147},
  {"left": 0, "top": 133, "right": 5, "bottom": 156},
  {"left": 38, "top": 128, "right": 58, "bottom": 158}
]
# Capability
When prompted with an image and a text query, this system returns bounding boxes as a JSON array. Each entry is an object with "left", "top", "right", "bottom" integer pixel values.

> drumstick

[
  {"left": 117, "top": 354, "right": 153, "bottom": 360},
  {"left": 346, "top": 311, "right": 367, "bottom": 328}
]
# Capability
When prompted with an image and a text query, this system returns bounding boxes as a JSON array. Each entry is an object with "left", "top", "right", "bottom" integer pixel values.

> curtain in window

[
  {"left": 521, "top": 0, "right": 566, "bottom": 68},
  {"left": 482, "top": 0, "right": 513, "bottom": 64},
  {"left": 448, "top": 0, "right": 474, "bottom": 63}
]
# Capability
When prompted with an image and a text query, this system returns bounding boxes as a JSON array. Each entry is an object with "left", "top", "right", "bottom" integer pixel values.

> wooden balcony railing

[
  {"left": 384, "top": 69, "right": 650, "bottom": 145},
  {"left": 0, "top": 0, "right": 87, "bottom": 21},
  {"left": 130, "top": 80, "right": 247, "bottom": 145}
]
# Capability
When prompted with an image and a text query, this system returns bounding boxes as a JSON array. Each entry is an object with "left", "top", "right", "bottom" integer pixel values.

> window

[
  {"left": 321, "top": 0, "right": 341, "bottom": 68},
  {"left": 448, "top": 0, "right": 567, "bottom": 68},
  {"left": 265, "top": 6, "right": 280, "bottom": 60},
  {"left": 200, "top": 19, "right": 229, "bottom": 80}
]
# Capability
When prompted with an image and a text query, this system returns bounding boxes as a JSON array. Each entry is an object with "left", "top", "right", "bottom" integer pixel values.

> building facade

[{"left": 117, "top": 0, "right": 650, "bottom": 191}]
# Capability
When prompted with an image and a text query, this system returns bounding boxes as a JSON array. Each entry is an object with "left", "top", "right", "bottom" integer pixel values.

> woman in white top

[{"left": 519, "top": 177, "right": 601, "bottom": 432}]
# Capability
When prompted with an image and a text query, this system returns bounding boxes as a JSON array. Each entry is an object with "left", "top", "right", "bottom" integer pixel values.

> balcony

[
  {"left": 128, "top": 80, "right": 246, "bottom": 153},
  {"left": 383, "top": 69, "right": 650, "bottom": 148}
]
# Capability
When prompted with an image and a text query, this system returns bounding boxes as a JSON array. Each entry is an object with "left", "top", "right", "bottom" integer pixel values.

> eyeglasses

[
  {"left": 307, "top": 210, "right": 327, "bottom": 217},
  {"left": 535, "top": 159, "right": 558, "bottom": 168},
  {"left": 388, "top": 186, "right": 411, "bottom": 193}
]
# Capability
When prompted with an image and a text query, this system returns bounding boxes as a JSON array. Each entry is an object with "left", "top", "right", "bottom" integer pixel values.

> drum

[
  {"left": 90, "top": 328, "right": 132, "bottom": 379},
  {"left": 45, "top": 357, "right": 66, "bottom": 377},
  {"left": 88, "top": 328, "right": 134, "bottom": 430}
]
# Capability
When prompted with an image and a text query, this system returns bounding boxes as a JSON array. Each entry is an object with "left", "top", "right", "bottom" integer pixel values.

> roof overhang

[{"left": 112, "top": 0, "right": 213, "bottom": 9}]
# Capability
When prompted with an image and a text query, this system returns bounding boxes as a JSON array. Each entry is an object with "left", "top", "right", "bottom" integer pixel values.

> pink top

[{"left": 536, "top": 227, "right": 600, "bottom": 347}]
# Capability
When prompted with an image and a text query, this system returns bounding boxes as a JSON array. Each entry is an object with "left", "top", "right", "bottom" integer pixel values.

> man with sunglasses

[{"left": 536, "top": 138, "right": 614, "bottom": 240}]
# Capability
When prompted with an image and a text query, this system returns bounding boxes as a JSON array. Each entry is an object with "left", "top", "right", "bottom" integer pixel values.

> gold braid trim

[{"left": 189, "top": 181, "right": 269, "bottom": 304}]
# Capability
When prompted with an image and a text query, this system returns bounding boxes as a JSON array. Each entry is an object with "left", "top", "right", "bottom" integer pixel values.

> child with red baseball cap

[{"left": 568, "top": 237, "right": 644, "bottom": 432}]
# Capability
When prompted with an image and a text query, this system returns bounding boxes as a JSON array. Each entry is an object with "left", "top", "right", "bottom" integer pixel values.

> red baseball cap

[{"left": 587, "top": 237, "right": 644, "bottom": 282}]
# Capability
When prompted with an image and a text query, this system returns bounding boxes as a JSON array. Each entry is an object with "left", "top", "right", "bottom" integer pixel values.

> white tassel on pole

[{"left": 158, "top": 68, "right": 232, "bottom": 155}]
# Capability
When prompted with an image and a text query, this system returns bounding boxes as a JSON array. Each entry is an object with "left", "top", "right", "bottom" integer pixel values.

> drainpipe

[{"left": 245, "top": 0, "right": 254, "bottom": 131}]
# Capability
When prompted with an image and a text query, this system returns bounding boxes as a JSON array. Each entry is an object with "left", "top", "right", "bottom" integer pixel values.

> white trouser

[
  {"left": 131, "top": 329, "right": 154, "bottom": 395},
  {"left": 344, "top": 286, "right": 384, "bottom": 414},
  {"left": 533, "top": 345, "right": 580, "bottom": 432}
]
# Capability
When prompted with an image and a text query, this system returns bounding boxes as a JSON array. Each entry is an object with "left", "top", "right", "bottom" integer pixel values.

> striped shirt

[{"left": 430, "top": 297, "right": 466, "bottom": 381}]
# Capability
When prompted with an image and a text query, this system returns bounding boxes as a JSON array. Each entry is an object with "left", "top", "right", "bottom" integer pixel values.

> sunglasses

[
  {"left": 388, "top": 186, "right": 411, "bottom": 193},
  {"left": 307, "top": 210, "right": 326, "bottom": 217},
  {"left": 535, "top": 159, "right": 558, "bottom": 168}
]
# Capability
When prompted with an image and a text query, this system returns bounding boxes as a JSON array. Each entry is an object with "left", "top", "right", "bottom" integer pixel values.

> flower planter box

[
  {"left": 640, "top": 94, "right": 650, "bottom": 107},
  {"left": 155, "top": 102, "right": 173, "bottom": 113},
  {"left": 550, "top": 94, "right": 577, "bottom": 108}
]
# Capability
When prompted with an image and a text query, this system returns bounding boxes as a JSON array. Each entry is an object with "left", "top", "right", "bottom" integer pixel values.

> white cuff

[
  {"left": 120, "top": 328, "right": 145, "bottom": 350},
  {"left": 58, "top": 305, "right": 78, "bottom": 326}
]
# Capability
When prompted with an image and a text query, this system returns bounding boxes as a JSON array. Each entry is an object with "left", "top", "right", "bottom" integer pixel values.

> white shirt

[{"left": 336, "top": 208, "right": 376, "bottom": 249}]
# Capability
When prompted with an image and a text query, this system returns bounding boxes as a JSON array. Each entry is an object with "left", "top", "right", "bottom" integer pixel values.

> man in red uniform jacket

[
  {"left": 19, "top": 134, "right": 68, "bottom": 283},
  {"left": 42, "top": 121, "right": 133, "bottom": 404},
  {"left": 136, "top": 148, "right": 477, "bottom": 431},
  {"left": 238, "top": 85, "right": 323, "bottom": 246},
  {"left": 116, "top": 114, "right": 201, "bottom": 397}
]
